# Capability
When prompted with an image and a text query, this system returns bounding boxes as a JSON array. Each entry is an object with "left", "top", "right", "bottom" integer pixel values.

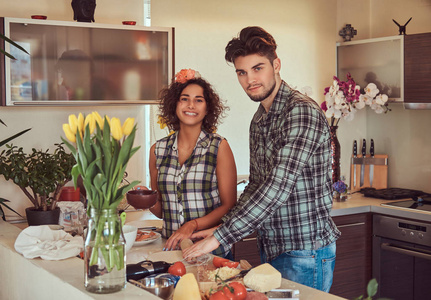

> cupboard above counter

[
  {"left": 0, "top": 17, "right": 174, "bottom": 106},
  {"left": 337, "top": 33, "right": 431, "bottom": 109}
]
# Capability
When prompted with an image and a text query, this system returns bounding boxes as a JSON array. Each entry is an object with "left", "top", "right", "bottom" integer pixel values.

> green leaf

[
  {"left": 60, "top": 136, "right": 77, "bottom": 156},
  {"left": 0, "top": 198, "right": 24, "bottom": 218},
  {"left": 367, "top": 278, "right": 378, "bottom": 298},
  {"left": 0, "top": 33, "right": 29, "bottom": 55},
  {"left": 0, "top": 128, "right": 31, "bottom": 147}
]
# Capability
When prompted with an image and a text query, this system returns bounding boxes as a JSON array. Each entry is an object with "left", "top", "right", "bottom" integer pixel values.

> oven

[{"left": 373, "top": 214, "right": 431, "bottom": 299}]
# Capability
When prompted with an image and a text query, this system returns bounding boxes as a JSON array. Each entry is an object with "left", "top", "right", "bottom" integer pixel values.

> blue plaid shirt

[{"left": 215, "top": 81, "right": 340, "bottom": 261}]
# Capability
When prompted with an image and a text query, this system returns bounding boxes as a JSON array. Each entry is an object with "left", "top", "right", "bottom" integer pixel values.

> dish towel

[{"left": 14, "top": 225, "right": 83, "bottom": 260}]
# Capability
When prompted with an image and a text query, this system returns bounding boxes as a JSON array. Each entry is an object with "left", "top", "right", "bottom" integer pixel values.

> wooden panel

[
  {"left": 350, "top": 154, "right": 388, "bottom": 192},
  {"left": 233, "top": 232, "right": 261, "bottom": 267},
  {"left": 404, "top": 33, "right": 431, "bottom": 104},
  {"left": 330, "top": 213, "right": 372, "bottom": 299}
]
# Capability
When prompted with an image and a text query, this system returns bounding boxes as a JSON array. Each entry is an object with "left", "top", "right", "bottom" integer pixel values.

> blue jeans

[{"left": 260, "top": 242, "right": 336, "bottom": 292}]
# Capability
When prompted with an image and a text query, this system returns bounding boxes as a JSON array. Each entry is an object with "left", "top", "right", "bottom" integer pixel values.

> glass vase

[
  {"left": 330, "top": 126, "right": 341, "bottom": 183},
  {"left": 84, "top": 208, "right": 126, "bottom": 294}
]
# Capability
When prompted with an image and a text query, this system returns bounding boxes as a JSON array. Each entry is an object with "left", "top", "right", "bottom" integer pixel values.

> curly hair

[
  {"left": 158, "top": 77, "right": 228, "bottom": 133},
  {"left": 225, "top": 26, "right": 278, "bottom": 64}
]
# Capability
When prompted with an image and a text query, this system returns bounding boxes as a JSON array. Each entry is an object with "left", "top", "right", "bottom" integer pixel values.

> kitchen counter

[
  {"left": 331, "top": 193, "right": 431, "bottom": 222},
  {"left": 0, "top": 220, "right": 345, "bottom": 300}
]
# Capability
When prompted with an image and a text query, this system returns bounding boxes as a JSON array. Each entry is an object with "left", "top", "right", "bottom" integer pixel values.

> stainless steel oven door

[{"left": 373, "top": 236, "right": 431, "bottom": 299}]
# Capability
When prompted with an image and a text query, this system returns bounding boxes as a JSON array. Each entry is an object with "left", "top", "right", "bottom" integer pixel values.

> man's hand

[
  {"left": 182, "top": 235, "right": 220, "bottom": 261},
  {"left": 190, "top": 226, "right": 218, "bottom": 241}
]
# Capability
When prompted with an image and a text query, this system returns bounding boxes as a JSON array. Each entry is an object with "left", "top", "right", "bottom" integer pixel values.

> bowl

[
  {"left": 126, "top": 190, "right": 158, "bottom": 209},
  {"left": 138, "top": 277, "right": 174, "bottom": 300},
  {"left": 122, "top": 224, "right": 138, "bottom": 253}
]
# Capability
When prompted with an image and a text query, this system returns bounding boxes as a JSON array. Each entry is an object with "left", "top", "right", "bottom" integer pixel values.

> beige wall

[
  {"left": 337, "top": 0, "right": 431, "bottom": 190},
  {"left": 0, "top": 0, "right": 149, "bottom": 218}
]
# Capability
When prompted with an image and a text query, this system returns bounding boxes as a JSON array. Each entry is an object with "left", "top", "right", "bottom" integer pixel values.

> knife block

[{"left": 350, "top": 154, "right": 388, "bottom": 192}]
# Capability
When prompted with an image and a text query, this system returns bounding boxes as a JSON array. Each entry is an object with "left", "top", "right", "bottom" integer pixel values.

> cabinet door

[
  {"left": 330, "top": 213, "right": 372, "bottom": 299},
  {"left": 233, "top": 232, "right": 261, "bottom": 267}
]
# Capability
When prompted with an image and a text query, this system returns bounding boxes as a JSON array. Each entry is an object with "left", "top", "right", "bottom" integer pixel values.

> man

[{"left": 184, "top": 26, "right": 340, "bottom": 292}]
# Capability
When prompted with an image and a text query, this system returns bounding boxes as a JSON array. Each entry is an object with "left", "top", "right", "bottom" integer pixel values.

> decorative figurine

[
  {"left": 339, "top": 24, "right": 357, "bottom": 42},
  {"left": 393, "top": 17, "right": 412, "bottom": 35},
  {"left": 71, "top": 0, "right": 96, "bottom": 23}
]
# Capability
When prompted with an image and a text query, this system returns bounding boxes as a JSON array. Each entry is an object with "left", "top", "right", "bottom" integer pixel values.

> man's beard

[{"left": 247, "top": 81, "right": 276, "bottom": 102}]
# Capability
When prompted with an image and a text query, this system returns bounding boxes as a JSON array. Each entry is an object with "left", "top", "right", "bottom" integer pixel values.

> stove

[{"left": 381, "top": 196, "right": 431, "bottom": 212}]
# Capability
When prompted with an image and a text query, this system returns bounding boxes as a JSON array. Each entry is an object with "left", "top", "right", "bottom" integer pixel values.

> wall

[
  {"left": 0, "top": 0, "right": 149, "bottom": 218},
  {"left": 151, "top": 0, "right": 339, "bottom": 175},
  {"left": 337, "top": 0, "right": 431, "bottom": 191}
]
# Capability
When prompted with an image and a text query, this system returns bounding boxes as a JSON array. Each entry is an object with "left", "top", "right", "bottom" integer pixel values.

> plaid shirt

[
  {"left": 155, "top": 130, "right": 230, "bottom": 256},
  {"left": 215, "top": 81, "right": 340, "bottom": 261}
]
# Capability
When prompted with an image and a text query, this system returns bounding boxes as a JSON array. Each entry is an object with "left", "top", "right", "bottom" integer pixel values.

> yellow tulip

[
  {"left": 63, "top": 124, "right": 76, "bottom": 143},
  {"left": 77, "top": 113, "right": 85, "bottom": 134},
  {"left": 92, "top": 111, "right": 104, "bottom": 130},
  {"left": 110, "top": 117, "right": 123, "bottom": 140},
  {"left": 84, "top": 113, "right": 96, "bottom": 134},
  {"left": 122, "top": 117, "right": 135, "bottom": 136},
  {"left": 68, "top": 114, "right": 78, "bottom": 134},
  {"left": 157, "top": 115, "right": 167, "bottom": 130}
]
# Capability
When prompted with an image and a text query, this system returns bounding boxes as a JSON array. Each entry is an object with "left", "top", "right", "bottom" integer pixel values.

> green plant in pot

[
  {"left": 0, "top": 143, "right": 75, "bottom": 225},
  {"left": 0, "top": 33, "right": 31, "bottom": 220}
]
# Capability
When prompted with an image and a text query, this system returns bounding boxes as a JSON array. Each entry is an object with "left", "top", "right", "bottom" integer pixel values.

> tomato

[
  {"left": 168, "top": 261, "right": 186, "bottom": 276},
  {"left": 222, "top": 282, "right": 247, "bottom": 300},
  {"left": 209, "top": 291, "right": 229, "bottom": 300},
  {"left": 221, "top": 261, "right": 239, "bottom": 269},
  {"left": 213, "top": 256, "right": 229, "bottom": 268}
]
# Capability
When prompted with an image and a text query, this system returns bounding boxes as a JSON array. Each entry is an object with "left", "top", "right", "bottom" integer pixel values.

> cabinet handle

[
  {"left": 381, "top": 243, "right": 431, "bottom": 261},
  {"left": 337, "top": 222, "right": 365, "bottom": 228},
  {"left": 242, "top": 237, "right": 257, "bottom": 242}
]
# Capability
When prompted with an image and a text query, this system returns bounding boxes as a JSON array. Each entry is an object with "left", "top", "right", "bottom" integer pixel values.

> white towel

[{"left": 14, "top": 225, "right": 83, "bottom": 260}]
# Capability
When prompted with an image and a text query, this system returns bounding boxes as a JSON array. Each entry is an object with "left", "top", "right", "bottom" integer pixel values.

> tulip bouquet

[{"left": 61, "top": 112, "right": 140, "bottom": 279}]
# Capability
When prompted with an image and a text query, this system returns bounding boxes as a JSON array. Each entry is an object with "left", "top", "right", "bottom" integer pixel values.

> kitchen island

[{"left": 0, "top": 219, "right": 346, "bottom": 300}]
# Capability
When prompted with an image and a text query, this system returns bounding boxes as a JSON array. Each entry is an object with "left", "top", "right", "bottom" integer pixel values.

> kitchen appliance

[
  {"left": 373, "top": 214, "right": 431, "bottom": 299},
  {"left": 381, "top": 195, "right": 431, "bottom": 212},
  {"left": 126, "top": 260, "right": 172, "bottom": 281},
  {"left": 362, "top": 187, "right": 429, "bottom": 200}
]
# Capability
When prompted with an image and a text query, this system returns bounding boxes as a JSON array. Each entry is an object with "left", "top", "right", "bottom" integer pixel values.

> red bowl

[
  {"left": 122, "top": 21, "right": 136, "bottom": 25},
  {"left": 31, "top": 15, "right": 47, "bottom": 20},
  {"left": 126, "top": 189, "right": 158, "bottom": 209}
]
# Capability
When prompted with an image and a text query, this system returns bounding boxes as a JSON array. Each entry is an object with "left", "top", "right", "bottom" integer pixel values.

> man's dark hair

[{"left": 225, "top": 26, "right": 278, "bottom": 64}]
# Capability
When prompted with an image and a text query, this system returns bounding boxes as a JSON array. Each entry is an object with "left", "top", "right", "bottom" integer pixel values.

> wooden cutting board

[{"left": 350, "top": 154, "right": 388, "bottom": 192}]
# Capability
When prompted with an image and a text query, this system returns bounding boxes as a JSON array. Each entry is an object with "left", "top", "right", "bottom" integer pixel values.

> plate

[{"left": 133, "top": 231, "right": 161, "bottom": 246}]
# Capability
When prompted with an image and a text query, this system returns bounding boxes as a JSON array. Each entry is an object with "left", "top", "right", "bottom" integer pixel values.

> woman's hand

[
  {"left": 163, "top": 221, "right": 197, "bottom": 251},
  {"left": 190, "top": 226, "right": 218, "bottom": 241},
  {"left": 182, "top": 235, "right": 220, "bottom": 261}
]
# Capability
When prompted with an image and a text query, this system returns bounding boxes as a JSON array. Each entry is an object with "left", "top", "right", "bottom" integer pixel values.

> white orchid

[{"left": 364, "top": 83, "right": 379, "bottom": 98}]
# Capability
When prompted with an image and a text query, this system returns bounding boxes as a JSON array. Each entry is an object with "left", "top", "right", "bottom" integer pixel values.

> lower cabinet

[
  {"left": 232, "top": 232, "right": 261, "bottom": 267},
  {"left": 330, "top": 213, "right": 372, "bottom": 299}
]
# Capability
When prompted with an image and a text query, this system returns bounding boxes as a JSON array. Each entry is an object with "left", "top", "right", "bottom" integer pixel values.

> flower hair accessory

[{"left": 175, "top": 68, "right": 201, "bottom": 83}]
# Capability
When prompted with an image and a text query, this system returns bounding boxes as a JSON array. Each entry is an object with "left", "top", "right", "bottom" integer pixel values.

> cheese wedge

[
  {"left": 243, "top": 263, "right": 282, "bottom": 293},
  {"left": 173, "top": 273, "right": 201, "bottom": 300}
]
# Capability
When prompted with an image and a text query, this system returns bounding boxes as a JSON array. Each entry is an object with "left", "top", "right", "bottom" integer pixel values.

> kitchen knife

[
  {"left": 353, "top": 140, "right": 357, "bottom": 188},
  {"left": 360, "top": 139, "right": 366, "bottom": 187},
  {"left": 369, "top": 139, "right": 374, "bottom": 187}
]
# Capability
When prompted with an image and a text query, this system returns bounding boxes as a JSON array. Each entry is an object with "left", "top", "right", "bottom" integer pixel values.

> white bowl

[{"left": 122, "top": 224, "right": 138, "bottom": 253}]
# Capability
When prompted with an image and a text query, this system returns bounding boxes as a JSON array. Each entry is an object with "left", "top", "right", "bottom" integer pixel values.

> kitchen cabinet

[
  {"left": 233, "top": 231, "right": 261, "bottom": 267},
  {"left": 330, "top": 213, "right": 372, "bottom": 299},
  {"left": 1, "top": 17, "right": 174, "bottom": 106}
]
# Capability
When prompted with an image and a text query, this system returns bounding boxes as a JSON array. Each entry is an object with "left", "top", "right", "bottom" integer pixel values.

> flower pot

[{"left": 25, "top": 207, "right": 60, "bottom": 226}]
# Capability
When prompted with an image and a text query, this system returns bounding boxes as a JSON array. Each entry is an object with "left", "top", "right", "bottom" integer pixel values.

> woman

[{"left": 148, "top": 69, "right": 237, "bottom": 258}]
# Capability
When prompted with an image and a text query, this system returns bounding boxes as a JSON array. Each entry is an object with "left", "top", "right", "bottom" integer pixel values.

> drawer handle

[
  {"left": 242, "top": 237, "right": 257, "bottom": 242},
  {"left": 337, "top": 222, "right": 365, "bottom": 228}
]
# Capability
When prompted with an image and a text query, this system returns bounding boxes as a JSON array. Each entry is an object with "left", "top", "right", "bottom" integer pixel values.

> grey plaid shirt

[{"left": 215, "top": 81, "right": 340, "bottom": 261}]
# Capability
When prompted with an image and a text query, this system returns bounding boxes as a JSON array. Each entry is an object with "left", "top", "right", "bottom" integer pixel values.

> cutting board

[{"left": 350, "top": 154, "right": 388, "bottom": 192}]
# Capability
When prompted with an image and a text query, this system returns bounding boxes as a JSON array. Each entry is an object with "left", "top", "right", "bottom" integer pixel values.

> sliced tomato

[
  {"left": 209, "top": 291, "right": 229, "bottom": 300},
  {"left": 221, "top": 282, "right": 247, "bottom": 300},
  {"left": 168, "top": 261, "right": 186, "bottom": 276},
  {"left": 213, "top": 256, "right": 229, "bottom": 268},
  {"left": 221, "top": 261, "right": 239, "bottom": 269}
]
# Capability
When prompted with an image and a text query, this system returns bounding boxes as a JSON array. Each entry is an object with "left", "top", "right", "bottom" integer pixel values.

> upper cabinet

[
  {"left": 1, "top": 17, "right": 174, "bottom": 106},
  {"left": 337, "top": 34, "right": 431, "bottom": 109},
  {"left": 337, "top": 36, "right": 404, "bottom": 103}
]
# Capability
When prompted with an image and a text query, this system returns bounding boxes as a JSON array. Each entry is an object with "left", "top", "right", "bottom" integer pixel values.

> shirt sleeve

[{"left": 214, "top": 104, "right": 328, "bottom": 247}]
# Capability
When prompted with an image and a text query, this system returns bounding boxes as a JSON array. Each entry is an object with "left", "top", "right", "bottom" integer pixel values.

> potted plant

[{"left": 0, "top": 143, "right": 75, "bottom": 225}]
